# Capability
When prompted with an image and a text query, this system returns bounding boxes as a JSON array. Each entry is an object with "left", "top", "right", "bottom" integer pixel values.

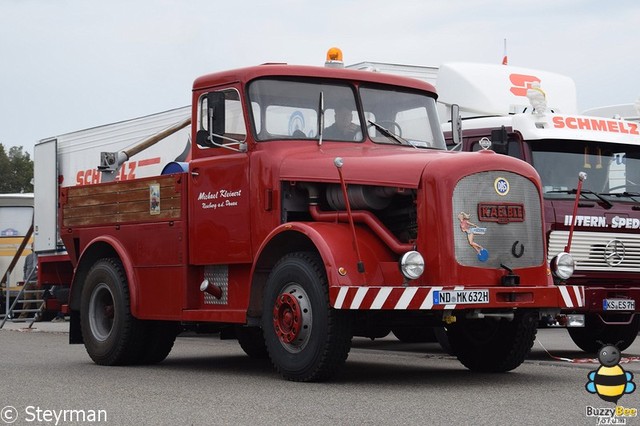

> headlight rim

[
  {"left": 551, "top": 251, "right": 575, "bottom": 281},
  {"left": 399, "top": 250, "right": 425, "bottom": 280}
]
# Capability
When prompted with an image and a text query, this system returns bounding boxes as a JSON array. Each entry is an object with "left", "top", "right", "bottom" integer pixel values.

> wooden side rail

[{"left": 62, "top": 174, "right": 184, "bottom": 227}]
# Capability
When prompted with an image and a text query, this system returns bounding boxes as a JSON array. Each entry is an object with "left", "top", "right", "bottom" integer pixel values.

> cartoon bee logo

[{"left": 586, "top": 343, "right": 636, "bottom": 403}]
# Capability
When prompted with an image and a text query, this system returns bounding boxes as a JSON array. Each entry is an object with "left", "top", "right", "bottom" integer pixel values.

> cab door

[{"left": 188, "top": 87, "right": 252, "bottom": 264}]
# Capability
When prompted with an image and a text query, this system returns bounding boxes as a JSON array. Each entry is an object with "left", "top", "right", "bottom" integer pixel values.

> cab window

[{"left": 197, "top": 88, "right": 246, "bottom": 149}]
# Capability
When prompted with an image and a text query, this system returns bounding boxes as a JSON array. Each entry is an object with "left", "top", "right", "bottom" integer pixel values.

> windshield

[
  {"left": 531, "top": 140, "right": 640, "bottom": 197},
  {"left": 247, "top": 78, "right": 445, "bottom": 148},
  {"left": 360, "top": 86, "right": 445, "bottom": 149},
  {"left": 248, "top": 79, "right": 361, "bottom": 141}
]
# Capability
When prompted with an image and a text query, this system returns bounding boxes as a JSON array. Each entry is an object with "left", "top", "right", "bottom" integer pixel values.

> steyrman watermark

[{"left": 1, "top": 406, "right": 107, "bottom": 425}]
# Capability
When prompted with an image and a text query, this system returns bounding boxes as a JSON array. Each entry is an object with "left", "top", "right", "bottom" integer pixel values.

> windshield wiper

[
  {"left": 601, "top": 191, "right": 640, "bottom": 198},
  {"left": 600, "top": 191, "right": 640, "bottom": 205},
  {"left": 367, "top": 120, "right": 410, "bottom": 146},
  {"left": 547, "top": 188, "right": 613, "bottom": 209},
  {"left": 582, "top": 190, "right": 614, "bottom": 209}
]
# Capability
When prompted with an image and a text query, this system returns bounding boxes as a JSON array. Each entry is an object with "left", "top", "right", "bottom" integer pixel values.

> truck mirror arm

[
  {"left": 201, "top": 91, "right": 246, "bottom": 152},
  {"left": 205, "top": 131, "right": 247, "bottom": 153}
]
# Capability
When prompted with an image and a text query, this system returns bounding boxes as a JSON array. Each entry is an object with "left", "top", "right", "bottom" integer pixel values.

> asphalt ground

[{"left": 1, "top": 321, "right": 639, "bottom": 425}]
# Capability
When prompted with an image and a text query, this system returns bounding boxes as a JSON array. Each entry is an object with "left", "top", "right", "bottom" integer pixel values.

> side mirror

[
  {"left": 196, "top": 91, "right": 226, "bottom": 147},
  {"left": 451, "top": 104, "right": 462, "bottom": 146},
  {"left": 491, "top": 126, "right": 508, "bottom": 154},
  {"left": 208, "top": 92, "right": 226, "bottom": 144}
]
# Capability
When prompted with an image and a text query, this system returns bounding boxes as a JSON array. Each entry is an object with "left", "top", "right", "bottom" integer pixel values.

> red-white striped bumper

[
  {"left": 557, "top": 285, "right": 586, "bottom": 309},
  {"left": 330, "top": 285, "right": 586, "bottom": 310}
]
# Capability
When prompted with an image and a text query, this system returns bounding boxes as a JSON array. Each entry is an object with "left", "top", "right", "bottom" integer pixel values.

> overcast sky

[{"left": 1, "top": 0, "right": 639, "bottom": 156}]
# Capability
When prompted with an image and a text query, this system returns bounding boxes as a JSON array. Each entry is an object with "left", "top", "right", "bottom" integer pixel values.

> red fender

[
  {"left": 252, "top": 221, "right": 402, "bottom": 288},
  {"left": 72, "top": 235, "right": 140, "bottom": 316}
]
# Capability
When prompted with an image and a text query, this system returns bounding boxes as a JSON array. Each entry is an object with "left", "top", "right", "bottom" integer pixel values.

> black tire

[
  {"left": 80, "top": 258, "right": 146, "bottom": 366},
  {"left": 236, "top": 325, "right": 268, "bottom": 359},
  {"left": 137, "top": 321, "right": 181, "bottom": 364},
  {"left": 446, "top": 311, "right": 537, "bottom": 372},
  {"left": 392, "top": 325, "right": 436, "bottom": 343},
  {"left": 568, "top": 314, "right": 639, "bottom": 353},
  {"left": 434, "top": 326, "right": 454, "bottom": 355},
  {"left": 262, "top": 252, "right": 352, "bottom": 382}
]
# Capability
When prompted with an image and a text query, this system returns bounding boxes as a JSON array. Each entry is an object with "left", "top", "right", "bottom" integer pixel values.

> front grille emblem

[
  {"left": 494, "top": 177, "right": 510, "bottom": 196},
  {"left": 604, "top": 239, "right": 625, "bottom": 266}
]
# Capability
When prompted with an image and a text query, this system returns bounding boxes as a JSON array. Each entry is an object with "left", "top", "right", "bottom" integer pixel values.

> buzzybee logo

[
  {"left": 584, "top": 343, "right": 637, "bottom": 425},
  {"left": 586, "top": 343, "right": 635, "bottom": 403}
]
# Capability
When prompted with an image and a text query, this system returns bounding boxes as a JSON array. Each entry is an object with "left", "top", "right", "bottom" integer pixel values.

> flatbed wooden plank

[{"left": 62, "top": 174, "right": 184, "bottom": 227}]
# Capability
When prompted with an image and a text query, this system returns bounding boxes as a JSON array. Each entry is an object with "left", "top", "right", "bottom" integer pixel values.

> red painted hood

[
  {"left": 276, "top": 143, "right": 538, "bottom": 188},
  {"left": 278, "top": 144, "right": 440, "bottom": 188}
]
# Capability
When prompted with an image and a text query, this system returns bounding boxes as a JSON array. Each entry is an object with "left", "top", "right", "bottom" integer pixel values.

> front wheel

[
  {"left": 236, "top": 325, "right": 268, "bottom": 359},
  {"left": 80, "top": 258, "right": 146, "bottom": 365},
  {"left": 446, "top": 311, "right": 537, "bottom": 372},
  {"left": 262, "top": 252, "right": 352, "bottom": 382},
  {"left": 568, "top": 314, "right": 639, "bottom": 353}
]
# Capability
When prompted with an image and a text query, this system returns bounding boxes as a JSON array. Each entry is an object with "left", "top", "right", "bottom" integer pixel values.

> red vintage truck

[{"left": 34, "top": 57, "right": 583, "bottom": 381}]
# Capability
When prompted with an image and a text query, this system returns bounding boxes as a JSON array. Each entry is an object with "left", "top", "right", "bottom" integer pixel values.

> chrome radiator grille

[
  {"left": 548, "top": 231, "right": 640, "bottom": 272},
  {"left": 452, "top": 171, "right": 543, "bottom": 268}
]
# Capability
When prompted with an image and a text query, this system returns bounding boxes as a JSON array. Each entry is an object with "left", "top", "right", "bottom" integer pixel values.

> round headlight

[
  {"left": 550, "top": 252, "right": 575, "bottom": 280},
  {"left": 400, "top": 251, "right": 425, "bottom": 280}
]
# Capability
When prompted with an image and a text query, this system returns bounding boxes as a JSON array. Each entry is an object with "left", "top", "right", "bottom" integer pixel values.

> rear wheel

[
  {"left": 262, "top": 252, "right": 352, "bottom": 382},
  {"left": 568, "top": 314, "right": 639, "bottom": 353},
  {"left": 80, "top": 258, "right": 146, "bottom": 365},
  {"left": 446, "top": 311, "right": 537, "bottom": 372}
]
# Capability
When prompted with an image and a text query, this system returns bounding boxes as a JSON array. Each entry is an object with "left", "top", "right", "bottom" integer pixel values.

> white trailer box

[{"left": 33, "top": 107, "right": 191, "bottom": 253}]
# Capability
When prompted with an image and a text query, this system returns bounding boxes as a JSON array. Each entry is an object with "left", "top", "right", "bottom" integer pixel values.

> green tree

[
  {"left": 0, "top": 143, "right": 34, "bottom": 193},
  {"left": 0, "top": 145, "right": 10, "bottom": 193}
]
